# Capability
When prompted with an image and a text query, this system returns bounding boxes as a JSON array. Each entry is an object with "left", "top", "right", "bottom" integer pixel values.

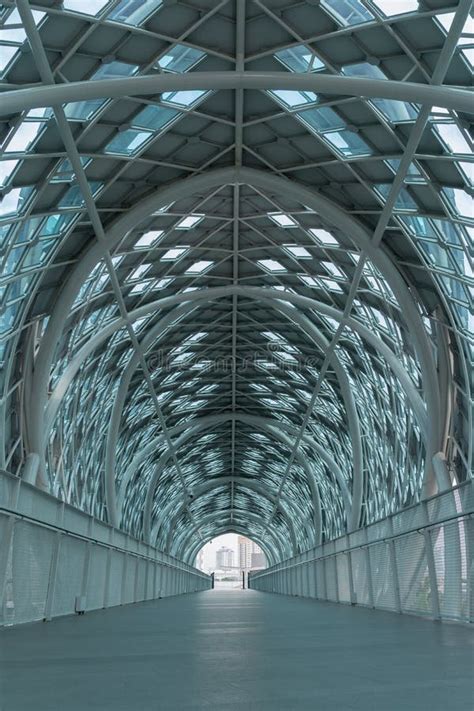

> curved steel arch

[
  {"left": 161, "top": 476, "right": 306, "bottom": 552},
  {"left": 29, "top": 167, "right": 439, "bottom": 500},
  {"left": 1, "top": 72, "right": 472, "bottom": 117},
  {"left": 139, "top": 414, "right": 324, "bottom": 546},
  {"left": 161, "top": 478, "right": 300, "bottom": 556}
]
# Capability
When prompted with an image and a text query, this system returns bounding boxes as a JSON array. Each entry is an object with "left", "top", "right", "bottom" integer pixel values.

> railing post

[
  {"left": 44, "top": 532, "right": 61, "bottom": 621},
  {"left": 0, "top": 516, "right": 15, "bottom": 624}
]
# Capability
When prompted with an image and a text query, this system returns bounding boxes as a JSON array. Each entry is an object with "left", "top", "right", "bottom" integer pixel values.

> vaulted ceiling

[{"left": 0, "top": 0, "right": 472, "bottom": 564}]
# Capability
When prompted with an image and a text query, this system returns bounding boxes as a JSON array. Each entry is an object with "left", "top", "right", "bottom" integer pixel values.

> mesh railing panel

[
  {"left": 0, "top": 472, "right": 211, "bottom": 627},
  {"left": 250, "top": 482, "right": 473, "bottom": 623}
]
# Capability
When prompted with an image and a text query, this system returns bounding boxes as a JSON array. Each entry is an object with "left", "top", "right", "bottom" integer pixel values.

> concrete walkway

[{"left": 0, "top": 590, "right": 472, "bottom": 710}]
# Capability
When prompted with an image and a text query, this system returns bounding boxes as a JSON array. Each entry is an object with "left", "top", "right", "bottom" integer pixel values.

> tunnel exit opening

[{"left": 194, "top": 533, "right": 267, "bottom": 591}]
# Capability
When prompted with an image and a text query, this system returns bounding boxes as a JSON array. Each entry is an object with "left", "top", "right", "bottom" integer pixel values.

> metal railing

[
  {"left": 0, "top": 470, "right": 211, "bottom": 626},
  {"left": 249, "top": 481, "right": 473, "bottom": 623}
]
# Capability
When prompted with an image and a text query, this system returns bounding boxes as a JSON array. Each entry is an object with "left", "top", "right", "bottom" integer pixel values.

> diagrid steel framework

[{"left": 0, "top": 0, "right": 472, "bottom": 566}]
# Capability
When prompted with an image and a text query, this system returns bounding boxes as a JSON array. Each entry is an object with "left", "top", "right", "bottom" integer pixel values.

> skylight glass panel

[
  {"left": 386, "top": 159, "right": 423, "bottom": 183},
  {"left": 268, "top": 89, "right": 318, "bottom": 109},
  {"left": 458, "top": 162, "right": 473, "bottom": 186},
  {"left": 155, "top": 278, "right": 173, "bottom": 288},
  {"left": 91, "top": 61, "right": 139, "bottom": 80},
  {"left": 161, "top": 90, "right": 208, "bottom": 108},
  {"left": 4, "top": 118, "right": 47, "bottom": 153},
  {"left": 129, "top": 264, "right": 151, "bottom": 280},
  {"left": 323, "top": 130, "right": 372, "bottom": 157},
  {"left": 108, "top": 0, "right": 163, "bottom": 26},
  {"left": 132, "top": 105, "right": 179, "bottom": 131},
  {"left": 185, "top": 260, "right": 213, "bottom": 274},
  {"left": 309, "top": 228, "right": 338, "bottom": 246},
  {"left": 274, "top": 45, "right": 325, "bottom": 73},
  {"left": 134, "top": 230, "right": 163, "bottom": 248},
  {"left": 176, "top": 214, "right": 204, "bottom": 229},
  {"left": 342, "top": 63, "right": 418, "bottom": 123},
  {"left": 321, "top": 0, "right": 373, "bottom": 26},
  {"left": 64, "top": 99, "right": 106, "bottom": 121},
  {"left": 297, "top": 106, "right": 346, "bottom": 133},
  {"left": 64, "top": 0, "right": 109, "bottom": 15},
  {"left": 299, "top": 275, "right": 319, "bottom": 287},
  {"left": 257, "top": 259, "right": 286, "bottom": 273},
  {"left": 322, "top": 261, "right": 345, "bottom": 278},
  {"left": 0, "top": 188, "right": 31, "bottom": 217},
  {"left": 441, "top": 188, "right": 472, "bottom": 218},
  {"left": 130, "top": 280, "right": 151, "bottom": 294},
  {"left": 372, "top": 0, "right": 418, "bottom": 16},
  {"left": 0, "top": 8, "right": 45, "bottom": 75},
  {"left": 104, "top": 129, "right": 152, "bottom": 156},
  {"left": 434, "top": 123, "right": 471, "bottom": 155},
  {"left": 0, "top": 46, "right": 17, "bottom": 74},
  {"left": 161, "top": 246, "right": 189, "bottom": 260},
  {"left": 268, "top": 213, "right": 298, "bottom": 228},
  {"left": 374, "top": 184, "right": 417, "bottom": 210},
  {"left": 157, "top": 45, "right": 206, "bottom": 73},
  {"left": 320, "top": 278, "right": 344, "bottom": 293},
  {"left": 0, "top": 160, "right": 18, "bottom": 186},
  {"left": 284, "top": 245, "right": 311, "bottom": 258}
]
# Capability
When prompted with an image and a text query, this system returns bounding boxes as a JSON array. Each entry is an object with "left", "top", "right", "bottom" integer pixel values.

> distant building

[
  {"left": 196, "top": 549, "right": 205, "bottom": 571},
  {"left": 238, "top": 536, "right": 265, "bottom": 571},
  {"left": 216, "top": 546, "right": 234, "bottom": 568}
]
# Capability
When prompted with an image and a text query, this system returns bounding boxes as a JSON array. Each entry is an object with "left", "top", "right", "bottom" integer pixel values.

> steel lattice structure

[{"left": 0, "top": 0, "right": 472, "bottom": 566}]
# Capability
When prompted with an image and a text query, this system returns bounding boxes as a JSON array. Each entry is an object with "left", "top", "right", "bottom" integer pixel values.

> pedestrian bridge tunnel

[{"left": 0, "top": 3, "right": 472, "bottom": 698}]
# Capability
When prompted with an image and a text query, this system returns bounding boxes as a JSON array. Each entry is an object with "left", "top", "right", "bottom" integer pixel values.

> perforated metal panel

[
  {"left": 395, "top": 533, "right": 431, "bottom": 616},
  {"left": 53, "top": 536, "right": 87, "bottom": 617},
  {"left": 350, "top": 548, "right": 370, "bottom": 607},
  {"left": 10, "top": 522, "right": 53, "bottom": 623},
  {"left": 86, "top": 544, "right": 108, "bottom": 610},
  {"left": 336, "top": 553, "right": 351, "bottom": 603}
]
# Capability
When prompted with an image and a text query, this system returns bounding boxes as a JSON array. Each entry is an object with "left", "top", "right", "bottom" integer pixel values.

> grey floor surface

[{"left": 0, "top": 590, "right": 472, "bottom": 711}]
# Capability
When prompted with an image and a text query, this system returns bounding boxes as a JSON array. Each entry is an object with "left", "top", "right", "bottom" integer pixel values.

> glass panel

[
  {"left": 441, "top": 188, "right": 472, "bottom": 217},
  {"left": 268, "top": 89, "right": 318, "bottom": 109},
  {"left": 91, "top": 61, "right": 139, "bottom": 80},
  {"left": 132, "top": 104, "right": 179, "bottom": 131},
  {"left": 268, "top": 213, "right": 298, "bottom": 228},
  {"left": 157, "top": 45, "right": 205, "bottom": 73},
  {"left": 321, "top": 0, "right": 373, "bottom": 26},
  {"left": 274, "top": 45, "right": 325, "bottom": 72},
  {"left": 372, "top": 0, "right": 418, "bottom": 16},
  {"left": 433, "top": 123, "right": 471, "bottom": 155},
  {"left": 0, "top": 160, "right": 18, "bottom": 186},
  {"left": 105, "top": 129, "right": 152, "bottom": 155},
  {"left": 161, "top": 90, "right": 208, "bottom": 108},
  {"left": 323, "top": 130, "right": 372, "bottom": 157},
  {"left": 108, "top": 0, "right": 163, "bottom": 26},
  {"left": 374, "top": 184, "right": 417, "bottom": 210},
  {"left": 64, "top": 0, "right": 109, "bottom": 15},
  {"left": 297, "top": 106, "right": 346, "bottom": 132},
  {"left": 258, "top": 259, "right": 286, "bottom": 273},
  {"left": 64, "top": 99, "right": 105, "bottom": 121},
  {"left": 342, "top": 62, "right": 418, "bottom": 122}
]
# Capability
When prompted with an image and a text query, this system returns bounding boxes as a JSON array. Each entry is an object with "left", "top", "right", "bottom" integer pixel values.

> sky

[{"left": 196, "top": 533, "right": 239, "bottom": 571}]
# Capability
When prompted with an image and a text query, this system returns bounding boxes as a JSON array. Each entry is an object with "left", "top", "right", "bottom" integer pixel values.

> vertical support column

[
  {"left": 0, "top": 516, "right": 15, "bottom": 624},
  {"left": 121, "top": 555, "right": 128, "bottom": 605},
  {"left": 346, "top": 535, "right": 356, "bottom": 606},
  {"left": 388, "top": 536, "right": 402, "bottom": 614},
  {"left": 423, "top": 528, "right": 441, "bottom": 620},
  {"left": 103, "top": 547, "right": 112, "bottom": 608},
  {"left": 364, "top": 528, "right": 375, "bottom": 608},
  {"left": 334, "top": 554, "right": 340, "bottom": 603},
  {"left": 44, "top": 532, "right": 61, "bottom": 621}
]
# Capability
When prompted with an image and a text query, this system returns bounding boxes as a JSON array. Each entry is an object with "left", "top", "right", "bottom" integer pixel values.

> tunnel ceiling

[{"left": 0, "top": 0, "right": 472, "bottom": 565}]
